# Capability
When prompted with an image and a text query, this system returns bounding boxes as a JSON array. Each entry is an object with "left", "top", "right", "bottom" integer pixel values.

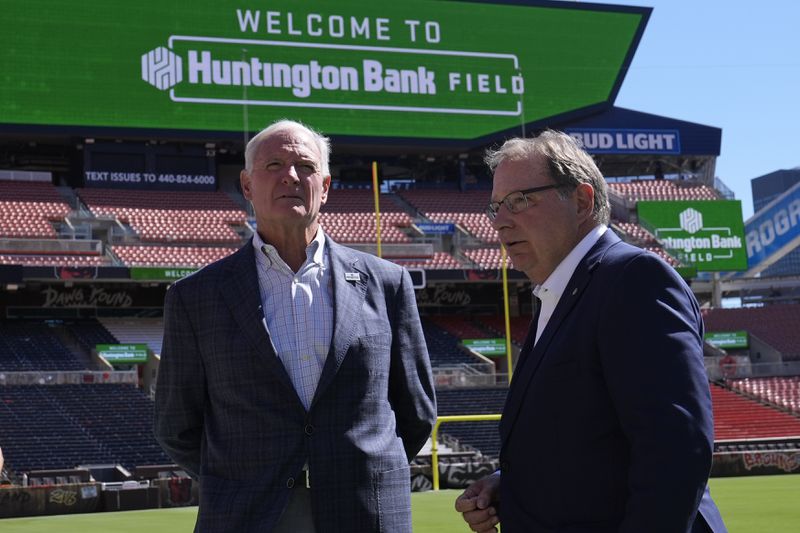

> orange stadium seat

[
  {"left": 427, "top": 315, "right": 497, "bottom": 340},
  {"left": 77, "top": 188, "right": 246, "bottom": 244},
  {"left": 397, "top": 190, "right": 498, "bottom": 244},
  {"left": 320, "top": 190, "right": 413, "bottom": 244},
  {"left": 0, "top": 181, "right": 71, "bottom": 239},
  {"left": 0, "top": 254, "right": 110, "bottom": 267},
  {"left": 462, "top": 248, "right": 515, "bottom": 270},
  {"left": 710, "top": 383, "right": 800, "bottom": 440},
  {"left": 111, "top": 244, "right": 236, "bottom": 267},
  {"left": 393, "top": 252, "right": 462, "bottom": 269},
  {"left": 727, "top": 377, "right": 800, "bottom": 415},
  {"left": 607, "top": 180, "right": 719, "bottom": 202},
  {"left": 613, "top": 221, "right": 659, "bottom": 247}
]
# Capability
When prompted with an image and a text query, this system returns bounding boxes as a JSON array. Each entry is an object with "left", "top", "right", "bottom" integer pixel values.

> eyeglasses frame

[{"left": 485, "top": 184, "right": 563, "bottom": 221}]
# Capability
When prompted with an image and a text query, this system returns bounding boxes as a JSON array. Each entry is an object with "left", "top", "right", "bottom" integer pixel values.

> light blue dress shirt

[{"left": 252, "top": 229, "right": 334, "bottom": 411}]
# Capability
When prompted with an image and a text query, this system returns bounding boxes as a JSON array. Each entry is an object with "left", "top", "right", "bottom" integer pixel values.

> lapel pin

[
  {"left": 571, "top": 287, "right": 577, "bottom": 296},
  {"left": 345, "top": 272, "right": 361, "bottom": 282}
]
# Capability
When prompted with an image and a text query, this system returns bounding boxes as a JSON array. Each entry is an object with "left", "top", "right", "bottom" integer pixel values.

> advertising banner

[
  {"left": 1, "top": 1, "right": 648, "bottom": 141},
  {"left": 712, "top": 451, "right": 800, "bottom": 477},
  {"left": 96, "top": 344, "right": 149, "bottom": 364},
  {"left": 743, "top": 181, "right": 800, "bottom": 276},
  {"left": 416, "top": 222, "right": 456, "bottom": 234},
  {"left": 566, "top": 128, "right": 680, "bottom": 154},
  {"left": 83, "top": 170, "right": 216, "bottom": 192},
  {"left": 704, "top": 331, "right": 749, "bottom": 349},
  {"left": 130, "top": 267, "right": 198, "bottom": 281},
  {"left": 0, "top": 484, "right": 101, "bottom": 519},
  {"left": 463, "top": 338, "right": 506, "bottom": 357},
  {"left": 415, "top": 283, "right": 504, "bottom": 307},
  {"left": 637, "top": 200, "right": 747, "bottom": 271},
  {"left": 3, "top": 285, "right": 166, "bottom": 309}
]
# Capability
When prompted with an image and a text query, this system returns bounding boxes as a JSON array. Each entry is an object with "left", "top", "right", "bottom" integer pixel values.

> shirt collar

[
  {"left": 533, "top": 224, "right": 607, "bottom": 303},
  {"left": 252, "top": 227, "right": 327, "bottom": 272}
]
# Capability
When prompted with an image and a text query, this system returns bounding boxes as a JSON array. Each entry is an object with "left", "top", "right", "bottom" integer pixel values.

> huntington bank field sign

[
  {"left": 1, "top": 1, "right": 648, "bottom": 140},
  {"left": 96, "top": 344, "right": 149, "bottom": 365},
  {"left": 637, "top": 201, "right": 747, "bottom": 271}
]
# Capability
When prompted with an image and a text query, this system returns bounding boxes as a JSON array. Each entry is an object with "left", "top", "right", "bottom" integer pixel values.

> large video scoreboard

[{"left": 1, "top": 0, "right": 649, "bottom": 142}]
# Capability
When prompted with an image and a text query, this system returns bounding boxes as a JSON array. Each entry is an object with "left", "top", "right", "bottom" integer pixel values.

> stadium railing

[
  {"left": 0, "top": 370, "right": 138, "bottom": 386},
  {"left": 705, "top": 359, "right": 800, "bottom": 381},
  {"left": 433, "top": 366, "right": 507, "bottom": 388}
]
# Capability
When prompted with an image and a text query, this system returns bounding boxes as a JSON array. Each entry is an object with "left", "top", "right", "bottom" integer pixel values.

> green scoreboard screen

[{"left": 1, "top": 0, "right": 648, "bottom": 140}]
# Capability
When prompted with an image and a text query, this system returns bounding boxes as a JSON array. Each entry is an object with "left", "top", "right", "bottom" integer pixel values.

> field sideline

[{"left": 1, "top": 475, "right": 798, "bottom": 532}]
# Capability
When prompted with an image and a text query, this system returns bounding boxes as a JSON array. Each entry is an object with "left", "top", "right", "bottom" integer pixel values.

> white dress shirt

[
  {"left": 252, "top": 229, "right": 334, "bottom": 411},
  {"left": 533, "top": 224, "right": 607, "bottom": 345}
]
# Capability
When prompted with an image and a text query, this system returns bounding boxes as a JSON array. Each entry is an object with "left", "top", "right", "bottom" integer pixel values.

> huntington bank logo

[
  {"left": 645, "top": 205, "right": 745, "bottom": 267},
  {"left": 141, "top": 47, "right": 183, "bottom": 91},
  {"left": 137, "top": 36, "right": 524, "bottom": 116},
  {"left": 679, "top": 208, "right": 703, "bottom": 234}
]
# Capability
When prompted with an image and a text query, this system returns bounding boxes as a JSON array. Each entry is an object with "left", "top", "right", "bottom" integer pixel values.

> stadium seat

[
  {"left": 0, "top": 181, "right": 71, "bottom": 239},
  {"left": 710, "top": 383, "right": 800, "bottom": 440},
  {"left": 77, "top": 189, "right": 246, "bottom": 244},
  {"left": 0, "top": 321, "right": 87, "bottom": 371},
  {"left": 436, "top": 388, "right": 508, "bottom": 458},
  {"left": 397, "top": 190, "right": 499, "bottom": 244},
  {"left": 607, "top": 180, "right": 719, "bottom": 202},
  {"left": 0, "top": 384, "right": 171, "bottom": 476}
]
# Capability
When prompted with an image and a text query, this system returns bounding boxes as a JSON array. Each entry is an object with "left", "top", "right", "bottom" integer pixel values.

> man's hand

[{"left": 454, "top": 472, "right": 501, "bottom": 532}]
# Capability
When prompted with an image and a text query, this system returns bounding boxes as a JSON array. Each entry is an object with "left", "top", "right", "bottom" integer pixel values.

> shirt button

[
  {"left": 286, "top": 477, "right": 295, "bottom": 489},
  {"left": 304, "top": 424, "right": 314, "bottom": 436}
]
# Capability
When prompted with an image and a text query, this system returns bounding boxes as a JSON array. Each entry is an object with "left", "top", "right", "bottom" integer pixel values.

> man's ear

[
  {"left": 320, "top": 174, "right": 331, "bottom": 205},
  {"left": 575, "top": 182, "right": 595, "bottom": 222},
  {"left": 240, "top": 170, "right": 252, "bottom": 201}
]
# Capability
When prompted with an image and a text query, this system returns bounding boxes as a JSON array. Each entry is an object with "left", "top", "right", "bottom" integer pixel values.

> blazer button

[
  {"left": 286, "top": 477, "right": 295, "bottom": 489},
  {"left": 304, "top": 424, "right": 314, "bottom": 435}
]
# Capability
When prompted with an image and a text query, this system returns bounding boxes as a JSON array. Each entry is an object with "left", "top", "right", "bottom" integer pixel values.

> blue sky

[{"left": 595, "top": 0, "right": 800, "bottom": 219}]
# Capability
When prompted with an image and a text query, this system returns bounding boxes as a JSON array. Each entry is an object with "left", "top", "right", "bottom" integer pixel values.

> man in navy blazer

[
  {"left": 154, "top": 120, "right": 436, "bottom": 532},
  {"left": 455, "top": 131, "right": 726, "bottom": 532}
]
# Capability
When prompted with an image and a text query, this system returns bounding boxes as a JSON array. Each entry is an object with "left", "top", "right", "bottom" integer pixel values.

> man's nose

[
  {"left": 281, "top": 165, "right": 301, "bottom": 184},
  {"left": 492, "top": 205, "right": 513, "bottom": 230}
]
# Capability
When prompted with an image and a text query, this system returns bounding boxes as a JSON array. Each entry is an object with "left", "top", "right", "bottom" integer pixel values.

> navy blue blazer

[
  {"left": 154, "top": 238, "right": 436, "bottom": 532},
  {"left": 498, "top": 230, "right": 726, "bottom": 532}
]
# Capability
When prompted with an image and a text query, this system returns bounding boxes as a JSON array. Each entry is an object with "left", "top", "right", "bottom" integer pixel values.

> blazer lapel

[
  {"left": 311, "top": 241, "right": 368, "bottom": 407},
  {"left": 218, "top": 242, "right": 296, "bottom": 394},
  {"left": 501, "top": 230, "right": 621, "bottom": 443}
]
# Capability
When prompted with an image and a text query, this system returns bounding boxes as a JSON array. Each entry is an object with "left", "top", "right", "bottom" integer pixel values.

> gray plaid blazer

[{"left": 154, "top": 237, "right": 436, "bottom": 532}]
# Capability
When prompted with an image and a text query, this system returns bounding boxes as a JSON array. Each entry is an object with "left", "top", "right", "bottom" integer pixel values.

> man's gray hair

[
  {"left": 485, "top": 130, "right": 610, "bottom": 225},
  {"left": 244, "top": 119, "right": 331, "bottom": 176}
]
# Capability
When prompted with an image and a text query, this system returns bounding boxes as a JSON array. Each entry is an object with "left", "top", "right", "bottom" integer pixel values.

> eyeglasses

[{"left": 485, "top": 184, "right": 562, "bottom": 221}]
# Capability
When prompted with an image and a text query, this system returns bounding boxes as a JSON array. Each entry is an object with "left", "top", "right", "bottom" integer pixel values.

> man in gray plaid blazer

[{"left": 154, "top": 120, "right": 436, "bottom": 532}]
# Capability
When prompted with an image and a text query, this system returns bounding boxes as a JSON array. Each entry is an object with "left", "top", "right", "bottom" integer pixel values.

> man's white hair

[{"left": 244, "top": 119, "right": 331, "bottom": 175}]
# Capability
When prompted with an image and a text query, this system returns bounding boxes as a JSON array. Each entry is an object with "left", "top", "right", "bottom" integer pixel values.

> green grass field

[{"left": 2, "top": 475, "right": 798, "bottom": 532}]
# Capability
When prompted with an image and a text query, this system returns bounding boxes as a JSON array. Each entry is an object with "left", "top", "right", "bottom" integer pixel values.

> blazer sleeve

[
  {"left": 597, "top": 253, "right": 713, "bottom": 533},
  {"left": 388, "top": 267, "right": 437, "bottom": 462},
  {"left": 153, "top": 282, "right": 207, "bottom": 478}
]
